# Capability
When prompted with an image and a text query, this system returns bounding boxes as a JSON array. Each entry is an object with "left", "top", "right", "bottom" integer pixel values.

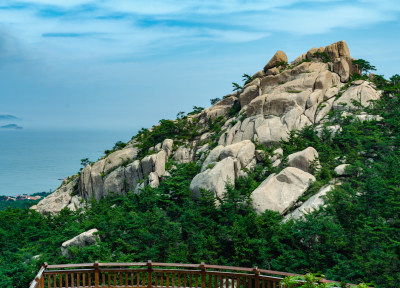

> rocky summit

[{"left": 32, "top": 40, "right": 380, "bottom": 219}]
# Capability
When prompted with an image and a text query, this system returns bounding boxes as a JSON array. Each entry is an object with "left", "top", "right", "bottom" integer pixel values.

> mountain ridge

[{"left": 33, "top": 40, "right": 379, "bottom": 218}]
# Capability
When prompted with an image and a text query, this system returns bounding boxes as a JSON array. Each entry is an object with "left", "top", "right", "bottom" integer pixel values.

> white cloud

[{"left": 0, "top": 0, "right": 398, "bottom": 61}]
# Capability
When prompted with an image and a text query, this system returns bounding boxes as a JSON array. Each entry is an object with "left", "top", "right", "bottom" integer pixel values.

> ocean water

[{"left": 0, "top": 128, "right": 137, "bottom": 196}]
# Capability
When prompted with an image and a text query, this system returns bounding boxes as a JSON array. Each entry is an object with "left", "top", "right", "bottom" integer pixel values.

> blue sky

[{"left": 0, "top": 0, "right": 400, "bottom": 130}]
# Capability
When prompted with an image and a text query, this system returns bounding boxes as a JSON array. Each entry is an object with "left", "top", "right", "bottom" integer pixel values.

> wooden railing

[{"left": 29, "top": 261, "right": 301, "bottom": 288}]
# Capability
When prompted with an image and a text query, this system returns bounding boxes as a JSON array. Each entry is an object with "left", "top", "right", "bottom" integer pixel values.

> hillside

[
  {"left": 2, "top": 40, "right": 400, "bottom": 287},
  {"left": 33, "top": 40, "right": 374, "bottom": 216}
]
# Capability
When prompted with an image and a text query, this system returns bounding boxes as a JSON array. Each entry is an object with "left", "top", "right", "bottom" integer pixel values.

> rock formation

[
  {"left": 61, "top": 229, "right": 99, "bottom": 258},
  {"left": 33, "top": 40, "right": 382, "bottom": 217}
]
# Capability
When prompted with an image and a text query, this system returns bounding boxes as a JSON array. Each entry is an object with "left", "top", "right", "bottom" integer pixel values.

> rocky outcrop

[
  {"left": 61, "top": 229, "right": 99, "bottom": 258},
  {"left": 264, "top": 51, "right": 288, "bottom": 71},
  {"left": 287, "top": 147, "right": 319, "bottom": 174},
  {"left": 251, "top": 167, "right": 315, "bottom": 214},
  {"left": 192, "top": 140, "right": 256, "bottom": 199},
  {"left": 32, "top": 177, "right": 82, "bottom": 214},
  {"left": 190, "top": 157, "right": 239, "bottom": 199},
  {"left": 34, "top": 40, "right": 382, "bottom": 217}
]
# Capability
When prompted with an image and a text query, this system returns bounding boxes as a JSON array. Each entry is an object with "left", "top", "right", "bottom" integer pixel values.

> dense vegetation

[{"left": 1, "top": 72, "right": 400, "bottom": 288}]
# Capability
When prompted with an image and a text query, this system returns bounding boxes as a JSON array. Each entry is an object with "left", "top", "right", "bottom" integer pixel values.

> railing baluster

[
  {"left": 166, "top": 273, "right": 170, "bottom": 288},
  {"left": 178, "top": 273, "right": 181, "bottom": 288},
  {"left": 147, "top": 260, "right": 153, "bottom": 288}
]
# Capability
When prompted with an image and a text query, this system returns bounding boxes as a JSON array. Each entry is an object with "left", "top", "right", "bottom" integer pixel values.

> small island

[{"left": 0, "top": 124, "right": 23, "bottom": 130}]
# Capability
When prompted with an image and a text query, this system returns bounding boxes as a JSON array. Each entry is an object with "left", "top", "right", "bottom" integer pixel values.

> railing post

[
  {"left": 40, "top": 263, "right": 48, "bottom": 288},
  {"left": 147, "top": 260, "right": 153, "bottom": 288},
  {"left": 200, "top": 262, "right": 206, "bottom": 288},
  {"left": 94, "top": 261, "right": 99, "bottom": 288},
  {"left": 253, "top": 267, "right": 260, "bottom": 288}
]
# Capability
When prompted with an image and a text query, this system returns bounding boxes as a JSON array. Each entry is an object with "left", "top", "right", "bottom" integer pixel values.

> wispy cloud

[{"left": 0, "top": 0, "right": 398, "bottom": 61}]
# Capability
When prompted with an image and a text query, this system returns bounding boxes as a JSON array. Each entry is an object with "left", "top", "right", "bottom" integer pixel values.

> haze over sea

[{"left": 0, "top": 128, "right": 137, "bottom": 197}]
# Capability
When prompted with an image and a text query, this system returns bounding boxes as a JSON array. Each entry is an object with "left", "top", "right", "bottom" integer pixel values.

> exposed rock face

[
  {"left": 239, "top": 84, "right": 260, "bottom": 107},
  {"left": 190, "top": 157, "right": 238, "bottom": 199},
  {"left": 61, "top": 229, "right": 99, "bottom": 258},
  {"left": 251, "top": 167, "right": 315, "bottom": 214},
  {"left": 80, "top": 147, "right": 139, "bottom": 201},
  {"left": 264, "top": 51, "right": 288, "bottom": 71},
  {"left": 219, "top": 140, "right": 255, "bottom": 168},
  {"left": 192, "top": 140, "right": 256, "bottom": 199},
  {"left": 33, "top": 177, "right": 81, "bottom": 214},
  {"left": 173, "top": 146, "right": 192, "bottom": 164},
  {"left": 288, "top": 147, "right": 319, "bottom": 174},
  {"left": 285, "top": 184, "right": 334, "bottom": 220}
]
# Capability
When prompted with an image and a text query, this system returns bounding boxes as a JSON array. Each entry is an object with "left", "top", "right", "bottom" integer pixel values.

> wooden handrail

[
  {"left": 29, "top": 262, "right": 47, "bottom": 288},
  {"left": 31, "top": 261, "right": 353, "bottom": 288}
]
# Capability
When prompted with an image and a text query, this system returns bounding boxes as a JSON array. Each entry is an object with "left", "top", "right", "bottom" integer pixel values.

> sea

[{"left": 0, "top": 128, "right": 138, "bottom": 196}]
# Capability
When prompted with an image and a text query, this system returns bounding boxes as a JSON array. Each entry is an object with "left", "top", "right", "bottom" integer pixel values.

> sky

[{"left": 0, "top": 0, "right": 400, "bottom": 130}]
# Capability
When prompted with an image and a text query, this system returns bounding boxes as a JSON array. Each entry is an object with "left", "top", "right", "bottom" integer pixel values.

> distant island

[
  {"left": 0, "top": 114, "right": 20, "bottom": 121},
  {"left": 0, "top": 124, "right": 23, "bottom": 130}
]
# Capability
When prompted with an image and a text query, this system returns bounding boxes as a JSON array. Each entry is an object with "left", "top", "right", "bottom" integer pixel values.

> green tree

[{"left": 352, "top": 59, "right": 376, "bottom": 75}]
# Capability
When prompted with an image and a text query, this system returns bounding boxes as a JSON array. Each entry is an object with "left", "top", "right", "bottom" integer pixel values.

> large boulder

[
  {"left": 324, "top": 40, "right": 350, "bottom": 60},
  {"left": 264, "top": 51, "right": 288, "bottom": 71},
  {"left": 251, "top": 167, "right": 315, "bottom": 214},
  {"left": 61, "top": 229, "right": 99, "bottom": 258},
  {"left": 190, "top": 157, "right": 239, "bottom": 199},
  {"left": 285, "top": 184, "right": 334, "bottom": 220},
  {"left": 287, "top": 147, "right": 319, "bottom": 174}
]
